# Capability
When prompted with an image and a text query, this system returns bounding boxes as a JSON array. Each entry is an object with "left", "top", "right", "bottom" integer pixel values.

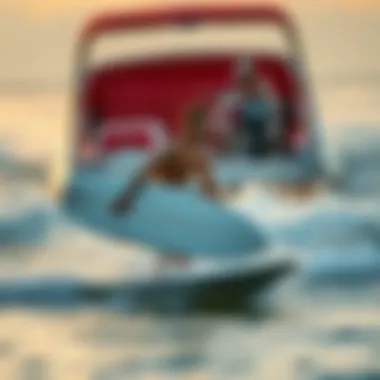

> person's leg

[
  {"left": 243, "top": 126, "right": 255, "bottom": 157},
  {"left": 247, "top": 127, "right": 264, "bottom": 157},
  {"left": 156, "top": 252, "right": 189, "bottom": 274},
  {"left": 256, "top": 126, "right": 271, "bottom": 157}
]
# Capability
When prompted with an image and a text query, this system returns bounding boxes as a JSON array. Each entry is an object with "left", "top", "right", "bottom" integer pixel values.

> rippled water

[
  {"left": 0, "top": 288, "right": 379, "bottom": 379},
  {"left": 1, "top": 176, "right": 380, "bottom": 379},
  {"left": 1, "top": 91, "right": 380, "bottom": 378}
]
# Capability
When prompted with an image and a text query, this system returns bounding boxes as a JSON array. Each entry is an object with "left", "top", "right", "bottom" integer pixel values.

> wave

[
  {"left": 0, "top": 208, "right": 54, "bottom": 247},
  {"left": 1, "top": 125, "right": 380, "bottom": 291},
  {"left": 334, "top": 124, "right": 380, "bottom": 195}
]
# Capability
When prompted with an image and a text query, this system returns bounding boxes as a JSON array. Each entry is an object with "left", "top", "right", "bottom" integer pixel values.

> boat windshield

[{"left": 88, "top": 21, "right": 292, "bottom": 69}]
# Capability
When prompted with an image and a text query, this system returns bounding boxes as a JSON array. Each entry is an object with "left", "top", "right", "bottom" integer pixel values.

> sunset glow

[{"left": 10, "top": 0, "right": 380, "bottom": 18}]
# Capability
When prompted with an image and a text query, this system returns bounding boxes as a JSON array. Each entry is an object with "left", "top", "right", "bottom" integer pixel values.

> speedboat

[
  {"left": 66, "top": 3, "right": 324, "bottom": 184},
  {"left": 56, "top": 5, "right": 316, "bottom": 307},
  {"left": 60, "top": 2, "right": 327, "bottom": 230},
  {"left": 60, "top": 3, "right": 325, "bottom": 217}
]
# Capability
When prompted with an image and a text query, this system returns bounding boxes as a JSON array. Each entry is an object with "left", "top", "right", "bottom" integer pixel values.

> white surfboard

[
  {"left": 82, "top": 150, "right": 320, "bottom": 187},
  {"left": 62, "top": 168, "right": 268, "bottom": 258}
]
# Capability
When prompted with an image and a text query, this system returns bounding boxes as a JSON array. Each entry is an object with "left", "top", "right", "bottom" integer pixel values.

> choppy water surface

[
  {"left": 1, "top": 177, "right": 380, "bottom": 380},
  {"left": 1, "top": 90, "right": 380, "bottom": 378}
]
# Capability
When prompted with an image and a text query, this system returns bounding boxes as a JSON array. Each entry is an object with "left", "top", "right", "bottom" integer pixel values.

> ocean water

[{"left": 0, "top": 89, "right": 380, "bottom": 379}]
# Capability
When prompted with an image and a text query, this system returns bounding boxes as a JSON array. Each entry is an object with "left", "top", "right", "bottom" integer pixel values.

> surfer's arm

[
  {"left": 110, "top": 156, "right": 160, "bottom": 214},
  {"left": 198, "top": 154, "right": 218, "bottom": 198},
  {"left": 111, "top": 170, "right": 149, "bottom": 214}
]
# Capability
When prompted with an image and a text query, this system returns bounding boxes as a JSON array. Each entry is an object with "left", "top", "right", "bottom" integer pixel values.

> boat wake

[{"left": 0, "top": 125, "right": 380, "bottom": 309}]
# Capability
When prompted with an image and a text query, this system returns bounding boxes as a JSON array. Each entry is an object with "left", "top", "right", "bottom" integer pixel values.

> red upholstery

[
  {"left": 81, "top": 54, "right": 303, "bottom": 151},
  {"left": 100, "top": 118, "right": 167, "bottom": 150},
  {"left": 102, "top": 129, "right": 153, "bottom": 150}
]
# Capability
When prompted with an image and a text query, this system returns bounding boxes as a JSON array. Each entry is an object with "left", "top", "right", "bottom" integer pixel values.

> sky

[
  {"left": 0, "top": 0, "right": 379, "bottom": 84},
  {"left": 4, "top": 0, "right": 380, "bottom": 16},
  {"left": 0, "top": 0, "right": 379, "bottom": 173}
]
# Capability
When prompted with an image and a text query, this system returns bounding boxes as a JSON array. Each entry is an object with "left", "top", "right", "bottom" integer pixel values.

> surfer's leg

[
  {"left": 156, "top": 252, "right": 189, "bottom": 273},
  {"left": 219, "top": 183, "right": 244, "bottom": 200}
]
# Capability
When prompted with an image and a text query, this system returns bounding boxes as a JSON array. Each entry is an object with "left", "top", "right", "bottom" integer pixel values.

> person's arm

[
  {"left": 261, "top": 81, "right": 281, "bottom": 145},
  {"left": 198, "top": 153, "right": 218, "bottom": 198},
  {"left": 110, "top": 155, "right": 160, "bottom": 215},
  {"left": 110, "top": 169, "right": 149, "bottom": 215}
]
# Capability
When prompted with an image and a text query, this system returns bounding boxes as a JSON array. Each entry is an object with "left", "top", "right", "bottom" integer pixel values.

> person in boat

[
  {"left": 234, "top": 68, "right": 279, "bottom": 157},
  {"left": 208, "top": 64, "right": 279, "bottom": 157},
  {"left": 110, "top": 104, "right": 218, "bottom": 269}
]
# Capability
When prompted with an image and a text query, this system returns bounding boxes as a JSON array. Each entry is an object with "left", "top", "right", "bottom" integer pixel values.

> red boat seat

[
  {"left": 100, "top": 117, "right": 168, "bottom": 150},
  {"left": 81, "top": 54, "right": 303, "bottom": 152}
]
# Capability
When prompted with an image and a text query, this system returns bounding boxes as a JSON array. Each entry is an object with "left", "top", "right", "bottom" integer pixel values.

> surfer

[
  {"left": 111, "top": 105, "right": 217, "bottom": 210},
  {"left": 110, "top": 105, "right": 217, "bottom": 269}
]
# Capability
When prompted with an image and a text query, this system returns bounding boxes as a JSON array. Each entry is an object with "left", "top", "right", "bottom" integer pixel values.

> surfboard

[
  {"left": 80, "top": 150, "right": 320, "bottom": 186},
  {"left": 61, "top": 169, "right": 268, "bottom": 258},
  {"left": 0, "top": 255, "right": 295, "bottom": 313}
]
